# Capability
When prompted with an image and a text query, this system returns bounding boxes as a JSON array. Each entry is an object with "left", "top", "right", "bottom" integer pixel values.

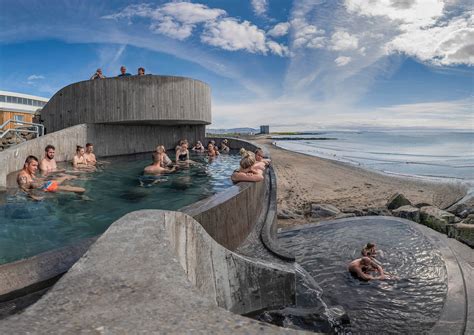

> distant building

[
  {"left": 260, "top": 125, "right": 270, "bottom": 134},
  {"left": 0, "top": 90, "right": 49, "bottom": 129}
]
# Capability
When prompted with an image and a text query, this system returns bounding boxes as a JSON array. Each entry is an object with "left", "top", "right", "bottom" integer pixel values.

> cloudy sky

[{"left": 0, "top": 0, "right": 472, "bottom": 130}]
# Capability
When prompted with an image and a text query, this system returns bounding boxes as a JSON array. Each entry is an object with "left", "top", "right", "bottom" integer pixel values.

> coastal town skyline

[{"left": 0, "top": 0, "right": 472, "bottom": 131}]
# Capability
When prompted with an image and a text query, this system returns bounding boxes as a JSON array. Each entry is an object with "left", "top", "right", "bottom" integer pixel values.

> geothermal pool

[
  {"left": 0, "top": 152, "right": 240, "bottom": 265},
  {"left": 259, "top": 218, "right": 448, "bottom": 334}
]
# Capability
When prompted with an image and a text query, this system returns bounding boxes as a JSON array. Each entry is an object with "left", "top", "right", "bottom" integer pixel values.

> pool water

[
  {"left": 262, "top": 219, "right": 447, "bottom": 334},
  {"left": 0, "top": 152, "right": 240, "bottom": 265}
]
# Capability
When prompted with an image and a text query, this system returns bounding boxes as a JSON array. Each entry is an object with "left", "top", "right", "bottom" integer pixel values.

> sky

[{"left": 0, "top": 0, "right": 472, "bottom": 131}]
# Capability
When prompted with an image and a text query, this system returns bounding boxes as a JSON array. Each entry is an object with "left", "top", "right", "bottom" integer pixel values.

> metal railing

[{"left": 0, "top": 119, "right": 45, "bottom": 140}]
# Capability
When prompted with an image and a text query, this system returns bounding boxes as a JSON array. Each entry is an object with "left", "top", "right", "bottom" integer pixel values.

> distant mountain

[{"left": 206, "top": 127, "right": 259, "bottom": 134}]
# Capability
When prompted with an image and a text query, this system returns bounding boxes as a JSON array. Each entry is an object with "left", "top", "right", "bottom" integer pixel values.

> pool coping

[{"left": 279, "top": 216, "right": 470, "bottom": 335}]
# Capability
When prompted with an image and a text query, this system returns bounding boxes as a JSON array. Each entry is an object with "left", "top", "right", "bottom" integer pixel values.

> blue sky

[{"left": 0, "top": 0, "right": 472, "bottom": 130}]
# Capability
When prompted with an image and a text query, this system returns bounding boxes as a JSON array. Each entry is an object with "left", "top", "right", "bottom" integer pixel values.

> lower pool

[
  {"left": 0, "top": 152, "right": 240, "bottom": 265},
  {"left": 259, "top": 218, "right": 448, "bottom": 334}
]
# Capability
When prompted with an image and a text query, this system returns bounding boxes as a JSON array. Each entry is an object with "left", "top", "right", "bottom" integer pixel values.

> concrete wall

[
  {"left": 42, "top": 76, "right": 211, "bottom": 133},
  {"left": 0, "top": 210, "right": 296, "bottom": 334}
]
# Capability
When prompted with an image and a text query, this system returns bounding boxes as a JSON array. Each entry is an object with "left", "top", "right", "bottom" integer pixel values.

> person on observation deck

[
  {"left": 137, "top": 67, "right": 146, "bottom": 76},
  {"left": 90, "top": 68, "right": 106, "bottom": 80},
  {"left": 118, "top": 66, "right": 131, "bottom": 77}
]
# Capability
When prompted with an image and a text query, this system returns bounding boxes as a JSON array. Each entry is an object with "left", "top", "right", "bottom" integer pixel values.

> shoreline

[{"left": 252, "top": 137, "right": 468, "bottom": 229}]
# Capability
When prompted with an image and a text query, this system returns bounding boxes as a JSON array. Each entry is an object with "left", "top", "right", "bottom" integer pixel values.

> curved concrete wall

[
  {"left": 42, "top": 76, "right": 211, "bottom": 133},
  {"left": 0, "top": 210, "right": 296, "bottom": 333}
]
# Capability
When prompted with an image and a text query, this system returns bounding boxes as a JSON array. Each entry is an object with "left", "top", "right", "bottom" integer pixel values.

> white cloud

[
  {"left": 291, "top": 18, "right": 326, "bottom": 49},
  {"left": 27, "top": 75, "right": 45, "bottom": 81},
  {"left": 334, "top": 56, "right": 352, "bottom": 66},
  {"left": 330, "top": 30, "right": 359, "bottom": 51},
  {"left": 201, "top": 19, "right": 267, "bottom": 54},
  {"left": 267, "top": 41, "right": 290, "bottom": 57},
  {"left": 251, "top": 0, "right": 268, "bottom": 17},
  {"left": 267, "top": 22, "right": 290, "bottom": 37}
]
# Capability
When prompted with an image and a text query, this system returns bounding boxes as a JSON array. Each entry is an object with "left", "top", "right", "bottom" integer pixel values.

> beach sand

[{"left": 252, "top": 137, "right": 467, "bottom": 229}]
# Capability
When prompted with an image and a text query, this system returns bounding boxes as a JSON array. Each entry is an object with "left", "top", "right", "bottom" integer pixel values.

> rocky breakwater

[
  {"left": 0, "top": 131, "right": 36, "bottom": 151},
  {"left": 278, "top": 192, "right": 474, "bottom": 248}
]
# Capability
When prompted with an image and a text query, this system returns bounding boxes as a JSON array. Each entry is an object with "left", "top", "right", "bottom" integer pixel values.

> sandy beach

[{"left": 253, "top": 137, "right": 468, "bottom": 229}]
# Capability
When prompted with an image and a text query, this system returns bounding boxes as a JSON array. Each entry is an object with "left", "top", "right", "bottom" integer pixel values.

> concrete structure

[
  {"left": 0, "top": 91, "right": 48, "bottom": 129},
  {"left": 41, "top": 75, "right": 211, "bottom": 132},
  {"left": 260, "top": 125, "right": 270, "bottom": 134}
]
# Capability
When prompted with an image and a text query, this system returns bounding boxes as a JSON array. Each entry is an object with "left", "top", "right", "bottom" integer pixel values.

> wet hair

[
  {"left": 239, "top": 152, "right": 256, "bottom": 170},
  {"left": 45, "top": 144, "right": 55, "bottom": 152},
  {"left": 156, "top": 145, "right": 165, "bottom": 153},
  {"left": 76, "top": 145, "right": 84, "bottom": 152},
  {"left": 239, "top": 148, "right": 255, "bottom": 159},
  {"left": 152, "top": 152, "right": 160, "bottom": 163},
  {"left": 24, "top": 155, "right": 38, "bottom": 165},
  {"left": 366, "top": 242, "right": 375, "bottom": 249},
  {"left": 86, "top": 143, "right": 93, "bottom": 148}
]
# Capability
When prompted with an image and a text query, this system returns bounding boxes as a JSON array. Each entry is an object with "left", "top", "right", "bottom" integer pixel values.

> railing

[{"left": 0, "top": 119, "right": 45, "bottom": 140}]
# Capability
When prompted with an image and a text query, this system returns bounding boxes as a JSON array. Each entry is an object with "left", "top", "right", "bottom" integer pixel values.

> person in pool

[
  {"left": 192, "top": 141, "right": 205, "bottom": 152},
  {"left": 255, "top": 147, "right": 271, "bottom": 167},
  {"left": 240, "top": 148, "right": 266, "bottom": 171},
  {"left": 207, "top": 143, "right": 220, "bottom": 158},
  {"left": 361, "top": 242, "right": 377, "bottom": 258},
  {"left": 73, "top": 146, "right": 96, "bottom": 171},
  {"left": 18, "top": 155, "right": 85, "bottom": 196},
  {"left": 155, "top": 145, "right": 173, "bottom": 168},
  {"left": 231, "top": 151, "right": 264, "bottom": 183},
  {"left": 39, "top": 144, "right": 66, "bottom": 175},
  {"left": 175, "top": 140, "right": 190, "bottom": 163},
  {"left": 220, "top": 139, "right": 230, "bottom": 153},
  {"left": 144, "top": 152, "right": 177, "bottom": 174},
  {"left": 84, "top": 143, "right": 97, "bottom": 166},
  {"left": 348, "top": 257, "right": 387, "bottom": 281}
]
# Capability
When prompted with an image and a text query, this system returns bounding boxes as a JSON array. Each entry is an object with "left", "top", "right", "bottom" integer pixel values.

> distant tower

[{"left": 260, "top": 125, "right": 270, "bottom": 134}]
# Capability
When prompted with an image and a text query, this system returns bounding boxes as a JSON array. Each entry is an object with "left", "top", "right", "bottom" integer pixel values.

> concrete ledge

[{"left": 0, "top": 210, "right": 296, "bottom": 334}]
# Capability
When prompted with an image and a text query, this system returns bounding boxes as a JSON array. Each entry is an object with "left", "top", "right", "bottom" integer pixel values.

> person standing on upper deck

[{"left": 118, "top": 66, "right": 131, "bottom": 77}]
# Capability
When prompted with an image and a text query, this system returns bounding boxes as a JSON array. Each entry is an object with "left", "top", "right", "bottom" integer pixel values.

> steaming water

[
  {"left": 0, "top": 152, "right": 240, "bottom": 265},
  {"left": 274, "top": 130, "right": 474, "bottom": 182}
]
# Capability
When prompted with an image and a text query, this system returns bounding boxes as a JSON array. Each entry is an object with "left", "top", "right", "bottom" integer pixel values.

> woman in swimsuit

[
  {"left": 192, "top": 141, "right": 205, "bottom": 152},
  {"left": 231, "top": 151, "right": 264, "bottom": 183},
  {"left": 175, "top": 140, "right": 190, "bottom": 163},
  {"left": 207, "top": 143, "right": 220, "bottom": 158},
  {"left": 239, "top": 148, "right": 265, "bottom": 171},
  {"left": 156, "top": 145, "right": 173, "bottom": 167}
]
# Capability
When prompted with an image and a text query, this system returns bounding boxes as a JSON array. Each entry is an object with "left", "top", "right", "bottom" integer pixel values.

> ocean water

[{"left": 274, "top": 130, "right": 474, "bottom": 182}]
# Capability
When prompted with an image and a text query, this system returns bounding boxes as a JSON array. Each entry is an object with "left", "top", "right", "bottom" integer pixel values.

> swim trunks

[{"left": 42, "top": 180, "right": 58, "bottom": 192}]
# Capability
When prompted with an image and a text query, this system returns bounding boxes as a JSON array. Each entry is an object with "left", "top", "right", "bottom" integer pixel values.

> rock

[
  {"left": 392, "top": 205, "right": 420, "bottom": 223},
  {"left": 277, "top": 209, "right": 302, "bottom": 220},
  {"left": 461, "top": 214, "right": 474, "bottom": 225},
  {"left": 386, "top": 193, "right": 412, "bottom": 210},
  {"left": 420, "top": 206, "right": 456, "bottom": 233},
  {"left": 448, "top": 224, "right": 474, "bottom": 248},
  {"left": 341, "top": 207, "right": 364, "bottom": 216},
  {"left": 334, "top": 213, "right": 356, "bottom": 219},
  {"left": 446, "top": 202, "right": 468, "bottom": 216},
  {"left": 366, "top": 207, "right": 392, "bottom": 216},
  {"left": 414, "top": 202, "right": 431, "bottom": 209},
  {"left": 307, "top": 203, "right": 341, "bottom": 218}
]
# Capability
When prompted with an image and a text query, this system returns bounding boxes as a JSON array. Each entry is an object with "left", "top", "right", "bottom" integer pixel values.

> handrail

[{"left": 0, "top": 119, "right": 44, "bottom": 139}]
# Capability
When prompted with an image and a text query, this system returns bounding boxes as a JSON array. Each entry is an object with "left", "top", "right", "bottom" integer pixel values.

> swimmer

[
  {"left": 73, "top": 146, "right": 96, "bottom": 171},
  {"left": 175, "top": 140, "right": 191, "bottom": 163},
  {"left": 348, "top": 257, "right": 387, "bottom": 281},
  {"left": 240, "top": 148, "right": 265, "bottom": 171},
  {"left": 220, "top": 139, "right": 230, "bottom": 153},
  {"left": 361, "top": 242, "right": 377, "bottom": 258},
  {"left": 191, "top": 141, "right": 205, "bottom": 152},
  {"left": 255, "top": 147, "right": 271, "bottom": 167},
  {"left": 155, "top": 145, "right": 173, "bottom": 168},
  {"left": 144, "top": 152, "right": 178, "bottom": 175},
  {"left": 39, "top": 144, "right": 66, "bottom": 175},
  {"left": 17, "top": 155, "right": 85, "bottom": 196},
  {"left": 231, "top": 151, "right": 264, "bottom": 183},
  {"left": 84, "top": 143, "right": 97, "bottom": 166},
  {"left": 207, "top": 143, "right": 220, "bottom": 158}
]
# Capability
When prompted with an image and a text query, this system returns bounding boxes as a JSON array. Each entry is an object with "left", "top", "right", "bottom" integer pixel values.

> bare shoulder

[{"left": 17, "top": 171, "right": 30, "bottom": 188}]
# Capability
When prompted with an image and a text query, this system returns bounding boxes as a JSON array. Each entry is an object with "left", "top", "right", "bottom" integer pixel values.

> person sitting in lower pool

[
  {"left": 17, "top": 155, "right": 85, "bottom": 196},
  {"left": 231, "top": 151, "right": 264, "bottom": 183},
  {"left": 175, "top": 139, "right": 191, "bottom": 163},
  {"left": 144, "top": 152, "right": 177, "bottom": 174},
  {"left": 361, "top": 242, "right": 381, "bottom": 259},
  {"left": 348, "top": 257, "right": 387, "bottom": 281},
  {"left": 240, "top": 148, "right": 266, "bottom": 171},
  {"left": 73, "top": 146, "right": 96, "bottom": 171},
  {"left": 155, "top": 145, "right": 173, "bottom": 168}
]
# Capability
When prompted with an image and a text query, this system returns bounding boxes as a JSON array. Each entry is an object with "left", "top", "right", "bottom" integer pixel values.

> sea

[{"left": 273, "top": 130, "right": 474, "bottom": 184}]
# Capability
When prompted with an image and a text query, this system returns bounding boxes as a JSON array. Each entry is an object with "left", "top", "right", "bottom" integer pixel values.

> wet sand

[{"left": 252, "top": 137, "right": 467, "bottom": 228}]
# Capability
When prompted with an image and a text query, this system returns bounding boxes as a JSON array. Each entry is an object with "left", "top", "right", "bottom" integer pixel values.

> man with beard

[{"left": 39, "top": 144, "right": 65, "bottom": 174}]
